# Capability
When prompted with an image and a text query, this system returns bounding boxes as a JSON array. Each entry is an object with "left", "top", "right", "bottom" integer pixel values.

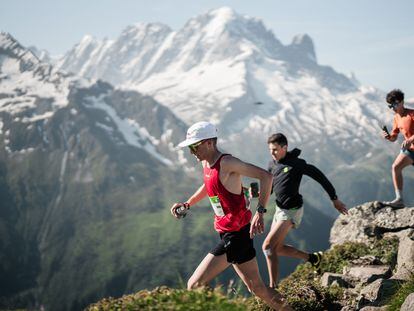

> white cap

[{"left": 178, "top": 121, "right": 218, "bottom": 147}]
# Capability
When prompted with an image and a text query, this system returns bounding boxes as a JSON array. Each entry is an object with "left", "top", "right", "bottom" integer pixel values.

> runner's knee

[
  {"left": 262, "top": 240, "right": 279, "bottom": 256},
  {"left": 187, "top": 278, "right": 202, "bottom": 290},
  {"left": 262, "top": 247, "right": 273, "bottom": 258},
  {"left": 392, "top": 162, "right": 400, "bottom": 171}
]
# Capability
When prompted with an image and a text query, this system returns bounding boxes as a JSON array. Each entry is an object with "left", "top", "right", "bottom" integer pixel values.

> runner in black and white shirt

[{"left": 262, "top": 133, "right": 348, "bottom": 287}]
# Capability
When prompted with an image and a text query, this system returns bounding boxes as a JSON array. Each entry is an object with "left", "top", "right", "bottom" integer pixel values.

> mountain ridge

[{"left": 54, "top": 7, "right": 388, "bottom": 163}]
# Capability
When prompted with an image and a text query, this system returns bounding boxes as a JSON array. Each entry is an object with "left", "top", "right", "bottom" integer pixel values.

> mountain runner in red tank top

[
  {"left": 171, "top": 121, "right": 293, "bottom": 310},
  {"left": 203, "top": 153, "right": 252, "bottom": 233}
]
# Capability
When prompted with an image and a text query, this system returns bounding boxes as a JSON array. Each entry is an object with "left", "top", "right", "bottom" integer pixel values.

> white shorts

[{"left": 273, "top": 205, "right": 304, "bottom": 229}]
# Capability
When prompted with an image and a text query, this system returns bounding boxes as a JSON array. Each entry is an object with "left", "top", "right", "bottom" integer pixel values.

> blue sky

[{"left": 1, "top": 0, "right": 413, "bottom": 98}]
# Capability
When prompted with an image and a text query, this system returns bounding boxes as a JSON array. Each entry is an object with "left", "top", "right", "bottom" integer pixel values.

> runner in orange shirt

[{"left": 382, "top": 89, "right": 414, "bottom": 207}]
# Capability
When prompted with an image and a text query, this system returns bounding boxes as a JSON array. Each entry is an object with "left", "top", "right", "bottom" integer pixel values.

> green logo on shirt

[
  {"left": 283, "top": 167, "right": 290, "bottom": 173},
  {"left": 209, "top": 195, "right": 225, "bottom": 216},
  {"left": 210, "top": 196, "right": 220, "bottom": 204}
]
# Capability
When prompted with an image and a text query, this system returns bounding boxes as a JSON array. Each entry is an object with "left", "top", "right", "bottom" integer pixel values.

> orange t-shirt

[{"left": 391, "top": 108, "right": 414, "bottom": 151}]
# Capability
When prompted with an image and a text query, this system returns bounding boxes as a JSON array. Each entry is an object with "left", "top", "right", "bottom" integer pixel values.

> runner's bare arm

[
  {"left": 170, "top": 184, "right": 208, "bottom": 218},
  {"left": 221, "top": 156, "right": 272, "bottom": 204},
  {"left": 387, "top": 119, "right": 399, "bottom": 142},
  {"left": 186, "top": 184, "right": 208, "bottom": 206}
]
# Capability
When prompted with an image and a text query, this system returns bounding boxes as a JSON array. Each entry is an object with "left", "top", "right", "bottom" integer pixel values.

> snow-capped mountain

[
  {"left": 1, "top": 16, "right": 413, "bottom": 311},
  {"left": 0, "top": 32, "right": 188, "bottom": 167},
  {"left": 56, "top": 7, "right": 394, "bottom": 168},
  {"left": 28, "top": 45, "right": 53, "bottom": 64},
  {"left": 0, "top": 33, "right": 197, "bottom": 311}
]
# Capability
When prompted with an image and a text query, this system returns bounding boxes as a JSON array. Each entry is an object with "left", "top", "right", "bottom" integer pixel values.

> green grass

[
  {"left": 386, "top": 274, "right": 414, "bottom": 311},
  {"left": 319, "top": 238, "right": 399, "bottom": 274},
  {"left": 85, "top": 286, "right": 249, "bottom": 311},
  {"left": 84, "top": 238, "right": 400, "bottom": 311}
]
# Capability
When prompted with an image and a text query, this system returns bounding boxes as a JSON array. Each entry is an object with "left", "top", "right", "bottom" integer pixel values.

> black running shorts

[{"left": 209, "top": 223, "right": 256, "bottom": 264}]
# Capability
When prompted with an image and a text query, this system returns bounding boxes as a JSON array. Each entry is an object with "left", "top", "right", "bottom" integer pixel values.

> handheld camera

[{"left": 382, "top": 125, "right": 390, "bottom": 138}]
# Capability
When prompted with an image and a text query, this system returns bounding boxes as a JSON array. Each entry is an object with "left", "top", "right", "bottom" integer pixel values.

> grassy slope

[{"left": 85, "top": 237, "right": 401, "bottom": 311}]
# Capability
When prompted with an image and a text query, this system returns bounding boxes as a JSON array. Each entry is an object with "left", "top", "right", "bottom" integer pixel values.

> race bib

[{"left": 209, "top": 196, "right": 225, "bottom": 216}]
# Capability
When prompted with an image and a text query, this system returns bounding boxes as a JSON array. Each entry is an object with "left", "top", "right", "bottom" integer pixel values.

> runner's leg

[
  {"left": 187, "top": 253, "right": 230, "bottom": 289},
  {"left": 233, "top": 258, "right": 293, "bottom": 311},
  {"left": 262, "top": 219, "right": 308, "bottom": 287},
  {"left": 392, "top": 153, "right": 414, "bottom": 195}
]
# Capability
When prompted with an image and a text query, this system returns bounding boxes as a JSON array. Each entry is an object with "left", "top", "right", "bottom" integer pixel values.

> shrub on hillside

[
  {"left": 273, "top": 238, "right": 399, "bottom": 310},
  {"left": 85, "top": 286, "right": 249, "bottom": 311}
]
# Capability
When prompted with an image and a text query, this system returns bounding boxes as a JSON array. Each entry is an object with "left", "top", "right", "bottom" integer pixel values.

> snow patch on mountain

[
  {"left": 0, "top": 32, "right": 94, "bottom": 123},
  {"left": 134, "top": 59, "right": 247, "bottom": 123},
  {"left": 85, "top": 95, "right": 173, "bottom": 166}
]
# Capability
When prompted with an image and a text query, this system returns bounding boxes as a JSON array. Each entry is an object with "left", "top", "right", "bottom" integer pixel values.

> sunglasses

[
  {"left": 188, "top": 140, "right": 205, "bottom": 152},
  {"left": 388, "top": 101, "right": 399, "bottom": 110}
]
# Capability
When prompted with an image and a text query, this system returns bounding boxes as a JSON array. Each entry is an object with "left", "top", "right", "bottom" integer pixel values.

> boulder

[
  {"left": 394, "top": 231, "right": 414, "bottom": 280},
  {"left": 401, "top": 292, "right": 414, "bottom": 311},
  {"left": 383, "top": 228, "right": 414, "bottom": 241},
  {"left": 343, "top": 265, "right": 391, "bottom": 284},
  {"left": 359, "top": 307, "right": 388, "bottom": 311},
  {"left": 330, "top": 202, "right": 380, "bottom": 245},
  {"left": 321, "top": 272, "right": 351, "bottom": 288},
  {"left": 349, "top": 256, "right": 382, "bottom": 266},
  {"left": 374, "top": 207, "right": 414, "bottom": 231},
  {"left": 330, "top": 202, "right": 414, "bottom": 245},
  {"left": 357, "top": 278, "right": 400, "bottom": 309}
]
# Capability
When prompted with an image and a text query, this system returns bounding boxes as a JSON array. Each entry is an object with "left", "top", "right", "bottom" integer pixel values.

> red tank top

[{"left": 203, "top": 154, "right": 252, "bottom": 233}]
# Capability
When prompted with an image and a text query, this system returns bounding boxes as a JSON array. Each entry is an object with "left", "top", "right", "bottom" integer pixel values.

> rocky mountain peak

[
  {"left": 288, "top": 33, "right": 316, "bottom": 62},
  {"left": 28, "top": 45, "right": 52, "bottom": 64},
  {"left": 120, "top": 22, "right": 172, "bottom": 41},
  {"left": 0, "top": 32, "right": 40, "bottom": 69},
  {"left": 188, "top": 6, "right": 283, "bottom": 55}
]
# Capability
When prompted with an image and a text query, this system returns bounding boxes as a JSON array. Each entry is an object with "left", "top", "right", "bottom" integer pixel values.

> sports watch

[{"left": 256, "top": 204, "right": 267, "bottom": 214}]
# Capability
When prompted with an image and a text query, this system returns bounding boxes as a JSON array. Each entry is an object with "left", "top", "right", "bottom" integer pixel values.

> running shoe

[
  {"left": 308, "top": 251, "right": 323, "bottom": 273},
  {"left": 383, "top": 198, "right": 405, "bottom": 208}
]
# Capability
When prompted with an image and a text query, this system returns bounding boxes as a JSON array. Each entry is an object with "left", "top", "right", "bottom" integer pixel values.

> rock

[
  {"left": 340, "top": 306, "right": 355, "bottom": 311},
  {"left": 401, "top": 292, "right": 414, "bottom": 311},
  {"left": 357, "top": 278, "right": 400, "bottom": 309},
  {"left": 330, "top": 202, "right": 379, "bottom": 245},
  {"left": 349, "top": 256, "right": 382, "bottom": 266},
  {"left": 394, "top": 231, "right": 414, "bottom": 280},
  {"left": 343, "top": 265, "right": 391, "bottom": 284},
  {"left": 359, "top": 307, "right": 388, "bottom": 311},
  {"left": 374, "top": 207, "right": 414, "bottom": 231},
  {"left": 330, "top": 202, "right": 414, "bottom": 245},
  {"left": 383, "top": 228, "right": 414, "bottom": 241},
  {"left": 321, "top": 272, "right": 351, "bottom": 288}
]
